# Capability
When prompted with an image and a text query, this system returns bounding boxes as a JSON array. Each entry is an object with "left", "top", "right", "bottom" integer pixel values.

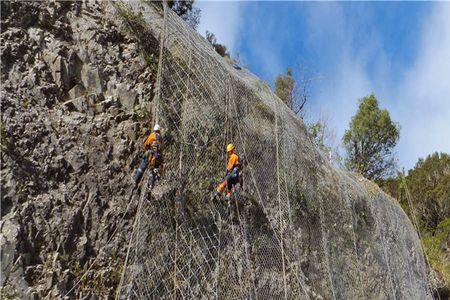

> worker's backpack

[
  {"left": 237, "top": 156, "right": 246, "bottom": 189},
  {"left": 238, "top": 155, "right": 246, "bottom": 171},
  {"left": 149, "top": 134, "right": 163, "bottom": 167},
  {"left": 151, "top": 133, "right": 162, "bottom": 152}
]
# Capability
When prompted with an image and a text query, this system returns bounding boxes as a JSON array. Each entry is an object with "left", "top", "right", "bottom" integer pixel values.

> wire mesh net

[{"left": 114, "top": 1, "right": 434, "bottom": 299}]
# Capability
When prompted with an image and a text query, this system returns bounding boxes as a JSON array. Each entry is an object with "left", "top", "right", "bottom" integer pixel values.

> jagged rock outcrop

[
  {"left": 1, "top": 1, "right": 155, "bottom": 298},
  {"left": 1, "top": 1, "right": 433, "bottom": 299}
]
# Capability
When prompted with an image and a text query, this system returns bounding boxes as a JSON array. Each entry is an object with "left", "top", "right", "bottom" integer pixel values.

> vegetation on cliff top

[{"left": 379, "top": 152, "right": 450, "bottom": 293}]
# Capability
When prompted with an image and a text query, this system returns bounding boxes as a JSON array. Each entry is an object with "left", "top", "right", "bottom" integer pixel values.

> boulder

[
  {"left": 68, "top": 83, "right": 86, "bottom": 99},
  {"left": 64, "top": 150, "right": 87, "bottom": 173},
  {"left": 81, "top": 64, "right": 103, "bottom": 94},
  {"left": 0, "top": 213, "right": 30, "bottom": 294},
  {"left": 27, "top": 27, "right": 44, "bottom": 46},
  {"left": 63, "top": 96, "right": 88, "bottom": 112},
  {"left": 116, "top": 83, "right": 138, "bottom": 111},
  {"left": 94, "top": 96, "right": 115, "bottom": 113}
]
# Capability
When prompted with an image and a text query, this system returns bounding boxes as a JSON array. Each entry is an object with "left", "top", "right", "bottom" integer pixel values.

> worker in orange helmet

[{"left": 214, "top": 143, "right": 242, "bottom": 201}]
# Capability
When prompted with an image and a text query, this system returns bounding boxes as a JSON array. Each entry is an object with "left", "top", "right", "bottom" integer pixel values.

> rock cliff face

[
  {"left": 1, "top": 1, "right": 432, "bottom": 299},
  {"left": 1, "top": 1, "right": 153, "bottom": 298}
]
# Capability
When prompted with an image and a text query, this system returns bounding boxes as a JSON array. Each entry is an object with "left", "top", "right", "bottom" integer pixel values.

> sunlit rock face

[{"left": 1, "top": 1, "right": 431, "bottom": 299}]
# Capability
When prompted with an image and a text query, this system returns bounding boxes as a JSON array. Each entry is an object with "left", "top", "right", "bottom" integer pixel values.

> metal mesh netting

[{"left": 114, "top": 1, "right": 433, "bottom": 299}]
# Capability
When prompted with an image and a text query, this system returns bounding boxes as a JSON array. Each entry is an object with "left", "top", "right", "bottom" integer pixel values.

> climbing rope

[
  {"left": 229, "top": 89, "right": 311, "bottom": 299},
  {"left": 115, "top": 1, "right": 169, "bottom": 297},
  {"left": 152, "top": 0, "right": 168, "bottom": 125},
  {"left": 343, "top": 189, "right": 365, "bottom": 299},
  {"left": 115, "top": 173, "right": 150, "bottom": 299},
  {"left": 65, "top": 187, "right": 137, "bottom": 298},
  {"left": 274, "top": 95, "right": 289, "bottom": 300},
  {"left": 109, "top": 1, "right": 432, "bottom": 299},
  {"left": 317, "top": 187, "right": 338, "bottom": 300},
  {"left": 401, "top": 174, "right": 441, "bottom": 300}
]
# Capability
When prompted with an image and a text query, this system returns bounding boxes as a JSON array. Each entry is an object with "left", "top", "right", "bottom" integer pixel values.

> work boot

[
  {"left": 216, "top": 181, "right": 227, "bottom": 194},
  {"left": 225, "top": 196, "right": 231, "bottom": 210},
  {"left": 211, "top": 190, "right": 220, "bottom": 200},
  {"left": 225, "top": 192, "right": 232, "bottom": 203}
]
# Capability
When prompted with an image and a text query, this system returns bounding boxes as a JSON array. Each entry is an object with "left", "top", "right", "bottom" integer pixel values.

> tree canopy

[
  {"left": 167, "top": 0, "right": 200, "bottom": 30},
  {"left": 378, "top": 152, "right": 450, "bottom": 293},
  {"left": 274, "top": 67, "right": 295, "bottom": 110},
  {"left": 206, "top": 31, "right": 230, "bottom": 58},
  {"left": 343, "top": 94, "right": 400, "bottom": 180},
  {"left": 402, "top": 152, "right": 450, "bottom": 230}
]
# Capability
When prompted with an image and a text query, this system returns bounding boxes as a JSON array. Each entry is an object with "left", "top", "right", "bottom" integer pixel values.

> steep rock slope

[
  {"left": 116, "top": 2, "right": 433, "bottom": 300},
  {"left": 1, "top": 1, "right": 155, "bottom": 298},
  {"left": 1, "top": 1, "right": 433, "bottom": 300}
]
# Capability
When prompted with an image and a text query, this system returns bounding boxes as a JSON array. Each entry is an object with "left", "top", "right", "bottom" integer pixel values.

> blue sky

[{"left": 196, "top": 1, "right": 450, "bottom": 171}]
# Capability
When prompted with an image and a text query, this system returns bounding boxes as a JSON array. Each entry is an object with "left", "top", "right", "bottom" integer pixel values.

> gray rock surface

[
  {"left": 0, "top": 1, "right": 434, "bottom": 299},
  {"left": 1, "top": 1, "right": 153, "bottom": 298}
]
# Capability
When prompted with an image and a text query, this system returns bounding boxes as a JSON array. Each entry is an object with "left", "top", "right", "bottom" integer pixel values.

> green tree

[
  {"left": 402, "top": 152, "right": 450, "bottom": 230},
  {"left": 308, "top": 119, "right": 342, "bottom": 165},
  {"left": 274, "top": 67, "right": 295, "bottom": 109},
  {"left": 343, "top": 94, "right": 400, "bottom": 180},
  {"left": 167, "top": 0, "right": 201, "bottom": 30},
  {"left": 378, "top": 153, "right": 450, "bottom": 294},
  {"left": 206, "top": 31, "right": 230, "bottom": 58},
  {"left": 274, "top": 66, "right": 319, "bottom": 116}
]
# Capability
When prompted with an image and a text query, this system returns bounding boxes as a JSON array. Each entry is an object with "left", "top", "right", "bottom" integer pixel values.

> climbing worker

[
  {"left": 214, "top": 143, "right": 242, "bottom": 201},
  {"left": 144, "top": 124, "right": 161, "bottom": 151},
  {"left": 145, "top": 124, "right": 164, "bottom": 189},
  {"left": 133, "top": 124, "right": 164, "bottom": 188}
]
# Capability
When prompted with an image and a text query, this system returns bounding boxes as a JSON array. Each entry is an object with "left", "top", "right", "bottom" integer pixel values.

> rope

[
  {"left": 344, "top": 190, "right": 365, "bottom": 299},
  {"left": 274, "top": 100, "right": 288, "bottom": 300},
  {"left": 371, "top": 195, "right": 397, "bottom": 300},
  {"left": 234, "top": 194, "right": 258, "bottom": 299},
  {"left": 109, "top": 2, "right": 432, "bottom": 299},
  {"left": 401, "top": 174, "right": 441, "bottom": 300},
  {"left": 224, "top": 79, "right": 258, "bottom": 296},
  {"left": 152, "top": 0, "right": 168, "bottom": 125},
  {"left": 114, "top": 1, "right": 170, "bottom": 296},
  {"left": 282, "top": 139, "right": 293, "bottom": 227},
  {"left": 172, "top": 10, "right": 194, "bottom": 296},
  {"left": 115, "top": 171, "right": 151, "bottom": 299},
  {"left": 229, "top": 88, "right": 311, "bottom": 300},
  {"left": 386, "top": 193, "right": 415, "bottom": 297},
  {"left": 317, "top": 188, "right": 338, "bottom": 300},
  {"left": 220, "top": 77, "right": 257, "bottom": 298},
  {"left": 213, "top": 211, "right": 222, "bottom": 300},
  {"left": 64, "top": 187, "right": 137, "bottom": 298}
]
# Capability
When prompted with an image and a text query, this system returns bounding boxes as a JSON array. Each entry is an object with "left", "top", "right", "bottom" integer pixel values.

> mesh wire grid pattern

[{"left": 113, "top": 1, "right": 435, "bottom": 299}]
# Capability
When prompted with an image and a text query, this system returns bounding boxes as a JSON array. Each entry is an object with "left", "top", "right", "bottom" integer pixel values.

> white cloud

[
  {"left": 393, "top": 3, "right": 450, "bottom": 168},
  {"left": 307, "top": 2, "right": 450, "bottom": 170},
  {"left": 303, "top": 3, "right": 379, "bottom": 159},
  {"left": 240, "top": 5, "right": 285, "bottom": 82},
  {"left": 196, "top": 2, "right": 450, "bottom": 170},
  {"left": 195, "top": 1, "right": 244, "bottom": 55}
]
